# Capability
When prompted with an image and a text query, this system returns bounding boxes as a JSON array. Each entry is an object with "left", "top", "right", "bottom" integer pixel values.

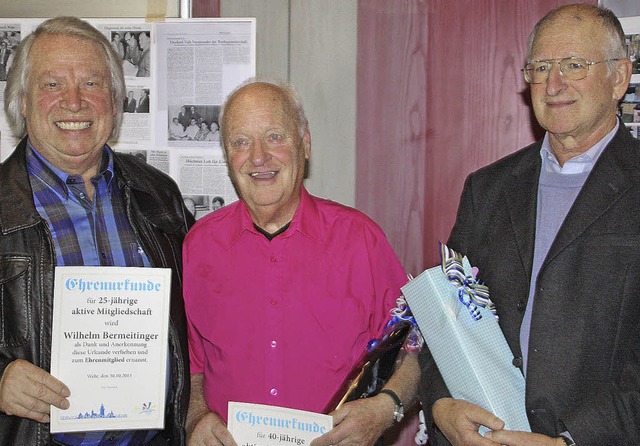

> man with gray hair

[
  {"left": 419, "top": 4, "right": 637, "bottom": 445},
  {"left": 0, "top": 16, "right": 192, "bottom": 445},
  {"left": 183, "top": 80, "right": 419, "bottom": 446}
]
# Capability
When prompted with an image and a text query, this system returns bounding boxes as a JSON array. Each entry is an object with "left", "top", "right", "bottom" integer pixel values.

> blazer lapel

[
  {"left": 504, "top": 145, "right": 541, "bottom": 278},
  {"left": 544, "top": 127, "right": 640, "bottom": 267}
]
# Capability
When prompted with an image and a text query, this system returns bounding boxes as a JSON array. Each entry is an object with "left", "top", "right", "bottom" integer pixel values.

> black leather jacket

[{"left": 0, "top": 138, "right": 193, "bottom": 445}]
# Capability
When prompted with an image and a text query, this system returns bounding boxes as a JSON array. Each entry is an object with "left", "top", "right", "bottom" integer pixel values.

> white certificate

[
  {"left": 228, "top": 402, "right": 333, "bottom": 446},
  {"left": 50, "top": 266, "right": 171, "bottom": 433}
]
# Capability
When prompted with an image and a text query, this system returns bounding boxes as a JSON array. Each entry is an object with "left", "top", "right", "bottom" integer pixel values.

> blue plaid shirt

[{"left": 27, "top": 143, "right": 158, "bottom": 446}]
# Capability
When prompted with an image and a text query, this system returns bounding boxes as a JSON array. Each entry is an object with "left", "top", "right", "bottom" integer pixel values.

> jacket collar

[
  {"left": 503, "top": 141, "right": 542, "bottom": 277},
  {"left": 503, "top": 121, "right": 640, "bottom": 275},
  {"left": 0, "top": 137, "right": 187, "bottom": 236},
  {"left": 544, "top": 122, "right": 640, "bottom": 267},
  {"left": 112, "top": 151, "right": 189, "bottom": 235}
]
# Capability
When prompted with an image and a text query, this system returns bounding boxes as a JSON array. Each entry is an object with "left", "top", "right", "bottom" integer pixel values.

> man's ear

[
  {"left": 612, "top": 58, "right": 633, "bottom": 101},
  {"left": 303, "top": 127, "right": 311, "bottom": 159}
]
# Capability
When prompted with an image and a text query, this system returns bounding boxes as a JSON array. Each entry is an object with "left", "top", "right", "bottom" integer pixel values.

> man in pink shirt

[{"left": 183, "top": 80, "right": 419, "bottom": 445}]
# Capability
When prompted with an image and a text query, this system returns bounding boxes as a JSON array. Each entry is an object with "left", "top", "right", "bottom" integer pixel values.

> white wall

[{"left": 220, "top": 0, "right": 358, "bottom": 206}]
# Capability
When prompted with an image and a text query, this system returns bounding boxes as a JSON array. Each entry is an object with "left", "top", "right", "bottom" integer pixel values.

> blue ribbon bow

[{"left": 440, "top": 244, "right": 497, "bottom": 321}]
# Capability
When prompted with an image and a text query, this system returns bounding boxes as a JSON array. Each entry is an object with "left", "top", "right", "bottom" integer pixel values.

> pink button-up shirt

[{"left": 183, "top": 187, "right": 407, "bottom": 421}]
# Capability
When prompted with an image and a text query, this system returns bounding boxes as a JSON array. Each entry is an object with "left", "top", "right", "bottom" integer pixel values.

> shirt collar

[
  {"left": 26, "top": 140, "right": 115, "bottom": 199},
  {"left": 231, "top": 186, "right": 325, "bottom": 246},
  {"left": 540, "top": 121, "right": 618, "bottom": 174},
  {"left": 287, "top": 187, "right": 325, "bottom": 243}
]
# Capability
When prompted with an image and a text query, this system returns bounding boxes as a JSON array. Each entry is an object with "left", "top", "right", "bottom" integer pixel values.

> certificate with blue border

[
  {"left": 228, "top": 402, "right": 333, "bottom": 446},
  {"left": 50, "top": 266, "right": 171, "bottom": 433}
]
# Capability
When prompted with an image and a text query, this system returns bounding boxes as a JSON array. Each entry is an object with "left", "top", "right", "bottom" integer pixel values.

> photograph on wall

[
  {"left": 168, "top": 104, "right": 220, "bottom": 143},
  {"left": 622, "top": 17, "right": 640, "bottom": 82},
  {"left": 626, "top": 31, "right": 639, "bottom": 75},
  {"left": 0, "top": 25, "right": 20, "bottom": 82},
  {"left": 621, "top": 83, "right": 640, "bottom": 124},
  {"left": 123, "top": 88, "right": 150, "bottom": 114},
  {"left": 182, "top": 194, "right": 226, "bottom": 219},
  {"left": 110, "top": 29, "right": 152, "bottom": 78},
  {"left": 0, "top": 22, "right": 21, "bottom": 157}
]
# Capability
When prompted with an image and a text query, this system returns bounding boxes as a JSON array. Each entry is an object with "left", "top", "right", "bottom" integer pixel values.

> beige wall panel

[
  {"left": 219, "top": 0, "right": 357, "bottom": 206},
  {"left": 220, "top": 0, "right": 289, "bottom": 81},
  {"left": 290, "top": 0, "right": 357, "bottom": 206},
  {"left": 1, "top": 0, "right": 180, "bottom": 18}
]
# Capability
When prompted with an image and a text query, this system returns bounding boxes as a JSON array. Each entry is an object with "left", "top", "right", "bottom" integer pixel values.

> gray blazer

[{"left": 419, "top": 123, "right": 640, "bottom": 445}]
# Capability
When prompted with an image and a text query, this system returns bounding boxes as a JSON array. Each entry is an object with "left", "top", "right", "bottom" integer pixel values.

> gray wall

[
  {"left": 600, "top": 0, "right": 640, "bottom": 17},
  {"left": 220, "top": 0, "right": 358, "bottom": 206}
]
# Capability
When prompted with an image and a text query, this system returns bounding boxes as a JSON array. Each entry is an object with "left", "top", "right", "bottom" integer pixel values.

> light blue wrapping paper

[{"left": 402, "top": 247, "right": 531, "bottom": 433}]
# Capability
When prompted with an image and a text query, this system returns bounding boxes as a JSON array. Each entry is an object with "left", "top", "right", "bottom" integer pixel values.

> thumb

[{"left": 483, "top": 415, "right": 505, "bottom": 432}]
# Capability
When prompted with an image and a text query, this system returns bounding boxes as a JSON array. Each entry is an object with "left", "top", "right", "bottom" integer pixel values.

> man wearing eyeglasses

[{"left": 419, "top": 4, "right": 637, "bottom": 446}]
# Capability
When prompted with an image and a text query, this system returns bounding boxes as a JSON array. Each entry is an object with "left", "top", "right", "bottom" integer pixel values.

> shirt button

[
  {"left": 79, "top": 192, "right": 85, "bottom": 199},
  {"left": 512, "top": 356, "right": 523, "bottom": 368},
  {"left": 270, "top": 256, "right": 277, "bottom": 262},
  {"left": 270, "top": 299, "right": 277, "bottom": 306},
  {"left": 270, "top": 388, "right": 278, "bottom": 396},
  {"left": 271, "top": 340, "right": 277, "bottom": 348}
]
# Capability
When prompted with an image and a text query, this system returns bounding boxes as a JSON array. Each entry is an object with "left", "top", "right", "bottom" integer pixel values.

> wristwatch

[
  {"left": 378, "top": 389, "right": 404, "bottom": 423},
  {"left": 558, "top": 431, "right": 576, "bottom": 446}
]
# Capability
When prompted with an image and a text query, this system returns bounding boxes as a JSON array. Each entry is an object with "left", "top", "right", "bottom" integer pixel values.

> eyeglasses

[{"left": 522, "top": 57, "right": 621, "bottom": 84}]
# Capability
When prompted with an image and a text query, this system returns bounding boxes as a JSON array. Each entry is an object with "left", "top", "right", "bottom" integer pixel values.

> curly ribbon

[
  {"left": 440, "top": 244, "right": 497, "bottom": 321},
  {"left": 367, "top": 287, "right": 423, "bottom": 354},
  {"left": 390, "top": 295, "right": 423, "bottom": 351}
]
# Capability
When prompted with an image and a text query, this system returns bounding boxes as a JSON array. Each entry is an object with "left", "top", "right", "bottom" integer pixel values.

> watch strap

[
  {"left": 378, "top": 389, "right": 404, "bottom": 423},
  {"left": 558, "top": 431, "right": 576, "bottom": 446}
]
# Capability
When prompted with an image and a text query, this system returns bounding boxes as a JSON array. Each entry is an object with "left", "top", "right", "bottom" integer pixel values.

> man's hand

[
  {"left": 186, "top": 373, "right": 237, "bottom": 446},
  {"left": 484, "top": 430, "right": 567, "bottom": 446},
  {"left": 0, "top": 359, "right": 70, "bottom": 423},
  {"left": 432, "top": 398, "right": 505, "bottom": 446},
  {"left": 310, "top": 393, "right": 395, "bottom": 446},
  {"left": 311, "top": 348, "right": 420, "bottom": 446},
  {"left": 187, "top": 410, "right": 237, "bottom": 446}
]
